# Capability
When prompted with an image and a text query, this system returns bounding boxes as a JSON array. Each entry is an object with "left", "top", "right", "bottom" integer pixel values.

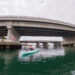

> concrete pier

[
  {"left": 63, "top": 44, "right": 74, "bottom": 47},
  {"left": 63, "top": 36, "right": 75, "bottom": 47},
  {"left": 7, "top": 26, "right": 20, "bottom": 43},
  {"left": 54, "top": 42, "right": 61, "bottom": 49},
  {"left": 43, "top": 42, "right": 49, "bottom": 49},
  {"left": 0, "top": 42, "right": 21, "bottom": 50},
  {"left": 73, "top": 44, "right": 75, "bottom": 47},
  {"left": 0, "top": 17, "right": 75, "bottom": 49},
  {"left": 36, "top": 42, "right": 40, "bottom": 48}
]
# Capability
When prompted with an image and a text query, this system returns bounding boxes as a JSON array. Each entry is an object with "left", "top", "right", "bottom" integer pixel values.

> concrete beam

[{"left": 0, "top": 19, "right": 75, "bottom": 32}]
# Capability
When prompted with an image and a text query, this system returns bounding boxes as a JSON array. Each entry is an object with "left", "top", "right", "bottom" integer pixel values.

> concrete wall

[{"left": 63, "top": 36, "right": 75, "bottom": 46}]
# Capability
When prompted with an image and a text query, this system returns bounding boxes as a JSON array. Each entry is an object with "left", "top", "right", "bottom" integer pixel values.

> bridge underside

[
  {"left": 0, "top": 26, "right": 7, "bottom": 36},
  {"left": 11, "top": 26, "right": 75, "bottom": 37},
  {"left": 0, "top": 26, "right": 75, "bottom": 37}
]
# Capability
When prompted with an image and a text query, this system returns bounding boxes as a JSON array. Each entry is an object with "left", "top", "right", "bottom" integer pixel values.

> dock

[{"left": 0, "top": 41, "right": 21, "bottom": 50}]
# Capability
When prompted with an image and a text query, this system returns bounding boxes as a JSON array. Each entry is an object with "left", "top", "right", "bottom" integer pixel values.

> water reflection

[
  {"left": 71, "top": 70, "right": 75, "bottom": 75},
  {"left": 0, "top": 47, "right": 75, "bottom": 75},
  {"left": 0, "top": 50, "right": 17, "bottom": 73},
  {"left": 18, "top": 47, "right": 65, "bottom": 62}
]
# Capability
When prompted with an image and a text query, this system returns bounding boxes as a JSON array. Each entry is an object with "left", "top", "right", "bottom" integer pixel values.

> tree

[{"left": 0, "top": 36, "right": 6, "bottom": 43}]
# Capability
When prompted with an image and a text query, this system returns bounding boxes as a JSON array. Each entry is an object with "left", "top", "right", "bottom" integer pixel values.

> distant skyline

[{"left": 0, "top": 0, "right": 75, "bottom": 24}]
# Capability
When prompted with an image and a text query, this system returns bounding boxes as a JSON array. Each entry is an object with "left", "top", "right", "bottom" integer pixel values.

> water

[{"left": 0, "top": 47, "right": 75, "bottom": 75}]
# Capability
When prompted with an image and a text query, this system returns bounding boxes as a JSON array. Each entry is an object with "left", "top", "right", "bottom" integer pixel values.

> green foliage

[
  {"left": 0, "top": 36, "right": 6, "bottom": 43},
  {"left": 0, "top": 36, "right": 6, "bottom": 40}
]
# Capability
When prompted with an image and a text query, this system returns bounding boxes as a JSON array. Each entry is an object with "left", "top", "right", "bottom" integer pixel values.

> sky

[
  {"left": 0, "top": 0, "right": 75, "bottom": 24},
  {"left": 0, "top": 0, "right": 74, "bottom": 40}
]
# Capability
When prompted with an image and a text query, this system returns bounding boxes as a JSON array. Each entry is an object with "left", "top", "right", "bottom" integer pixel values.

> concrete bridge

[
  {"left": 20, "top": 40, "right": 62, "bottom": 49},
  {"left": 0, "top": 16, "right": 75, "bottom": 47}
]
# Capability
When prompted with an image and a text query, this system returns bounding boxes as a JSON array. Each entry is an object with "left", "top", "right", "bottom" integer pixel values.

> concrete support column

[
  {"left": 7, "top": 28, "right": 12, "bottom": 41},
  {"left": 7, "top": 26, "right": 20, "bottom": 43},
  {"left": 57, "top": 42, "right": 62, "bottom": 46},
  {"left": 73, "top": 44, "right": 75, "bottom": 47},
  {"left": 43, "top": 42, "right": 49, "bottom": 49},
  {"left": 7, "top": 22, "right": 13, "bottom": 41},
  {"left": 36, "top": 42, "right": 40, "bottom": 48},
  {"left": 54, "top": 42, "right": 61, "bottom": 49}
]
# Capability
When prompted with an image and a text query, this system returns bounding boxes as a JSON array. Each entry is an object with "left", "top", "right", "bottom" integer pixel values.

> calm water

[{"left": 0, "top": 47, "right": 75, "bottom": 75}]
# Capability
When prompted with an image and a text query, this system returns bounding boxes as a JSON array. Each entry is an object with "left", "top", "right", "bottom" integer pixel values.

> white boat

[{"left": 20, "top": 49, "right": 39, "bottom": 58}]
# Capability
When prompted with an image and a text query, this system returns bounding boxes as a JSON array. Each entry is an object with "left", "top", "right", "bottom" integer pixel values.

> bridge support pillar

[
  {"left": 7, "top": 26, "right": 20, "bottom": 43},
  {"left": 73, "top": 44, "right": 75, "bottom": 47},
  {"left": 36, "top": 42, "right": 40, "bottom": 48},
  {"left": 54, "top": 42, "right": 61, "bottom": 49},
  {"left": 43, "top": 42, "right": 49, "bottom": 49}
]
